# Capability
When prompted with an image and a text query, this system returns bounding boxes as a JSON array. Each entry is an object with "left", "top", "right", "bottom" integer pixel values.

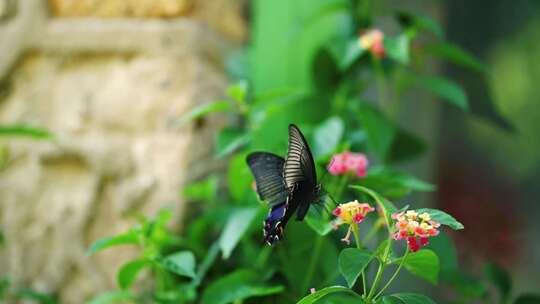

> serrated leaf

[
  {"left": 86, "top": 232, "right": 139, "bottom": 256},
  {"left": 418, "top": 76, "right": 468, "bottom": 110},
  {"left": 313, "top": 116, "right": 344, "bottom": 158},
  {"left": 415, "top": 208, "right": 464, "bottom": 230},
  {"left": 296, "top": 286, "right": 362, "bottom": 304},
  {"left": 0, "top": 125, "right": 53, "bottom": 140},
  {"left": 381, "top": 293, "right": 436, "bottom": 304},
  {"left": 162, "top": 251, "right": 196, "bottom": 279},
  {"left": 219, "top": 207, "right": 258, "bottom": 259},
  {"left": 393, "top": 249, "right": 440, "bottom": 285},
  {"left": 338, "top": 248, "right": 372, "bottom": 287},
  {"left": 201, "top": 270, "right": 283, "bottom": 304},
  {"left": 175, "top": 101, "right": 231, "bottom": 126},
  {"left": 117, "top": 258, "right": 149, "bottom": 289}
]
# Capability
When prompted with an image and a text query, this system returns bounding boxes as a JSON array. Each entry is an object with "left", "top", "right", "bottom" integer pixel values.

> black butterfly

[{"left": 246, "top": 124, "right": 321, "bottom": 245}]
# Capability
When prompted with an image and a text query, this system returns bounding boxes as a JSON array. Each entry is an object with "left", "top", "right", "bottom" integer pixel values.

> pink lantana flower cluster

[
  {"left": 392, "top": 210, "right": 440, "bottom": 252},
  {"left": 359, "top": 28, "right": 385, "bottom": 59},
  {"left": 332, "top": 200, "right": 375, "bottom": 244},
  {"left": 327, "top": 151, "right": 368, "bottom": 177}
]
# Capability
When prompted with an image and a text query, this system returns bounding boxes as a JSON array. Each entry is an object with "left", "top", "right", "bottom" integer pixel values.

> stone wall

[{"left": 0, "top": 0, "right": 244, "bottom": 302}]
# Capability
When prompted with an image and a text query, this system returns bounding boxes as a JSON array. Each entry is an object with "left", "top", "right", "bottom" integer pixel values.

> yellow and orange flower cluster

[
  {"left": 332, "top": 200, "right": 375, "bottom": 244},
  {"left": 333, "top": 200, "right": 375, "bottom": 224},
  {"left": 359, "top": 28, "right": 385, "bottom": 59},
  {"left": 392, "top": 210, "right": 440, "bottom": 252}
]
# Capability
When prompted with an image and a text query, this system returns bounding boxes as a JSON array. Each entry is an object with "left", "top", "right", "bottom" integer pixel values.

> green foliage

[
  {"left": 393, "top": 249, "right": 440, "bottom": 285},
  {"left": 81, "top": 0, "right": 504, "bottom": 303},
  {"left": 219, "top": 207, "right": 259, "bottom": 259},
  {"left": 379, "top": 293, "right": 436, "bottom": 304},
  {"left": 514, "top": 294, "right": 540, "bottom": 304},
  {"left": 415, "top": 208, "right": 464, "bottom": 230},
  {"left": 0, "top": 125, "right": 53, "bottom": 140},
  {"left": 296, "top": 286, "right": 362, "bottom": 304},
  {"left": 161, "top": 251, "right": 197, "bottom": 279},
  {"left": 338, "top": 248, "right": 373, "bottom": 287},
  {"left": 417, "top": 76, "right": 468, "bottom": 110},
  {"left": 485, "top": 263, "right": 512, "bottom": 302},
  {"left": 200, "top": 270, "right": 284, "bottom": 304}
]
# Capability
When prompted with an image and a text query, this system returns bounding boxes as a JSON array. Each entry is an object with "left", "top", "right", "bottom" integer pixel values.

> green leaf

[
  {"left": 86, "top": 232, "right": 139, "bottom": 256},
  {"left": 485, "top": 263, "right": 512, "bottom": 302},
  {"left": 374, "top": 239, "right": 393, "bottom": 262},
  {"left": 393, "top": 249, "right": 440, "bottom": 285},
  {"left": 227, "top": 152, "right": 253, "bottom": 201},
  {"left": 514, "top": 294, "right": 540, "bottom": 304},
  {"left": 296, "top": 286, "right": 362, "bottom": 304},
  {"left": 219, "top": 207, "right": 259, "bottom": 259},
  {"left": 117, "top": 258, "right": 149, "bottom": 289},
  {"left": 418, "top": 76, "right": 468, "bottom": 110},
  {"left": 361, "top": 167, "right": 434, "bottom": 199},
  {"left": 356, "top": 102, "right": 395, "bottom": 160},
  {"left": 342, "top": 39, "right": 365, "bottom": 70},
  {"left": 174, "top": 101, "right": 231, "bottom": 126},
  {"left": 13, "top": 288, "right": 57, "bottom": 304},
  {"left": 87, "top": 291, "right": 135, "bottom": 304},
  {"left": 201, "top": 270, "right": 284, "bottom": 304},
  {"left": 305, "top": 206, "right": 334, "bottom": 236},
  {"left": 215, "top": 128, "right": 250, "bottom": 158},
  {"left": 427, "top": 42, "right": 486, "bottom": 73},
  {"left": 182, "top": 176, "right": 218, "bottom": 202},
  {"left": 415, "top": 208, "right": 464, "bottom": 230},
  {"left": 338, "top": 248, "right": 372, "bottom": 287},
  {"left": 313, "top": 116, "right": 344, "bottom": 158},
  {"left": 384, "top": 35, "right": 410, "bottom": 64},
  {"left": 397, "top": 11, "right": 444, "bottom": 39},
  {"left": 380, "top": 293, "right": 436, "bottom": 304},
  {"left": 445, "top": 270, "right": 487, "bottom": 299},
  {"left": 161, "top": 251, "right": 197, "bottom": 279},
  {"left": 426, "top": 231, "right": 458, "bottom": 279},
  {"left": 0, "top": 125, "right": 53, "bottom": 139},
  {"left": 226, "top": 80, "right": 248, "bottom": 105}
]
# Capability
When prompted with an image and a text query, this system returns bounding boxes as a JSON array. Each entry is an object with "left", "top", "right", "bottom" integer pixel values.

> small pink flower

[
  {"left": 353, "top": 213, "right": 365, "bottom": 223},
  {"left": 332, "top": 207, "right": 342, "bottom": 216},
  {"left": 327, "top": 151, "right": 369, "bottom": 177},
  {"left": 310, "top": 288, "right": 316, "bottom": 294}
]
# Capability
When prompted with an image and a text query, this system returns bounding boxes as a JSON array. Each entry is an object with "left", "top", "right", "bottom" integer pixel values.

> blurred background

[{"left": 0, "top": 0, "right": 539, "bottom": 303}]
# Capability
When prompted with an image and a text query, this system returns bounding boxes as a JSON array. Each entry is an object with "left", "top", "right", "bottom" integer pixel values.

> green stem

[
  {"left": 374, "top": 246, "right": 410, "bottom": 300},
  {"left": 366, "top": 240, "right": 391, "bottom": 301},
  {"left": 301, "top": 235, "right": 323, "bottom": 293},
  {"left": 351, "top": 223, "right": 367, "bottom": 297}
]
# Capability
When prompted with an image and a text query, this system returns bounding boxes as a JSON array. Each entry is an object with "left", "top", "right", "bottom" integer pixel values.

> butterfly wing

[
  {"left": 246, "top": 152, "right": 287, "bottom": 206},
  {"left": 283, "top": 124, "right": 318, "bottom": 221},
  {"left": 246, "top": 152, "right": 289, "bottom": 245}
]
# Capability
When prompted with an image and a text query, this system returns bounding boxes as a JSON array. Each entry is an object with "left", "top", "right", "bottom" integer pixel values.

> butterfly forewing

[
  {"left": 246, "top": 152, "right": 287, "bottom": 206},
  {"left": 284, "top": 124, "right": 317, "bottom": 190}
]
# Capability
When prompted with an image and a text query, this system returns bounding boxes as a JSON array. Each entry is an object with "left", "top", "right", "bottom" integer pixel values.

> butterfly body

[{"left": 246, "top": 124, "right": 321, "bottom": 245}]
